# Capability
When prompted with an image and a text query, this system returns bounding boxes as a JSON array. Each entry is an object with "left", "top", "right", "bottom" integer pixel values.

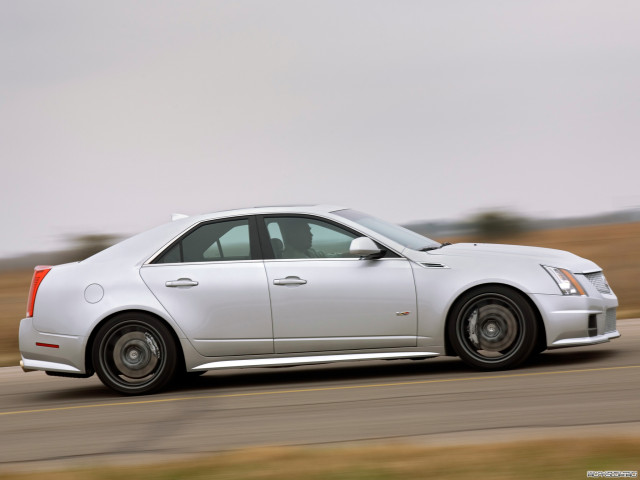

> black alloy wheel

[
  {"left": 448, "top": 286, "right": 537, "bottom": 370},
  {"left": 93, "top": 313, "right": 177, "bottom": 395}
]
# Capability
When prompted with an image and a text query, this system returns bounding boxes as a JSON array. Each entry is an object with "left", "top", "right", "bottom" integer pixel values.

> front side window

[
  {"left": 155, "top": 218, "right": 252, "bottom": 263},
  {"left": 264, "top": 217, "right": 359, "bottom": 259}
]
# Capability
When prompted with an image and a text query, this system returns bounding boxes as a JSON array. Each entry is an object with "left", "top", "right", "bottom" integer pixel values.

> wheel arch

[
  {"left": 85, "top": 309, "right": 186, "bottom": 374},
  {"left": 443, "top": 282, "right": 546, "bottom": 357}
]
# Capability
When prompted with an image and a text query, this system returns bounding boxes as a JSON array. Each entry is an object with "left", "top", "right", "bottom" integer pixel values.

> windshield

[{"left": 334, "top": 209, "right": 441, "bottom": 251}]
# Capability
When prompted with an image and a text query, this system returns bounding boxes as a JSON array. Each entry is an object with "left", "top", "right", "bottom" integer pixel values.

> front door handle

[
  {"left": 273, "top": 276, "right": 307, "bottom": 286},
  {"left": 165, "top": 278, "right": 199, "bottom": 288}
]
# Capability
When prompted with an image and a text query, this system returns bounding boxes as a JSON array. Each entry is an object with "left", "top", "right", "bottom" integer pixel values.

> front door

[{"left": 261, "top": 216, "right": 417, "bottom": 353}]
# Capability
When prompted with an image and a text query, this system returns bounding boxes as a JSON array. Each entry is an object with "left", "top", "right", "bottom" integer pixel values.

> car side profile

[{"left": 19, "top": 205, "right": 620, "bottom": 395}]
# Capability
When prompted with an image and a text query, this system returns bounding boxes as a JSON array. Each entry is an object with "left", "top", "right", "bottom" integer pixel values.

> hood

[{"left": 424, "top": 243, "right": 600, "bottom": 273}]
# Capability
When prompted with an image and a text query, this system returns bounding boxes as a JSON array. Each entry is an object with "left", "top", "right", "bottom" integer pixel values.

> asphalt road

[{"left": 1, "top": 320, "right": 639, "bottom": 473}]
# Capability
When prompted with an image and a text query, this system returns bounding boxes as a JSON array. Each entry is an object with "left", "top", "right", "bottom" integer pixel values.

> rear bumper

[
  {"left": 531, "top": 292, "right": 620, "bottom": 349},
  {"left": 19, "top": 317, "right": 88, "bottom": 374}
]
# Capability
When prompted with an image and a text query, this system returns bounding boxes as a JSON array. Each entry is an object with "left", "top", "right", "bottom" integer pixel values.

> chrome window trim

[
  {"left": 145, "top": 212, "right": 409, "bottom": 265},
  {"left": 262, "top": 257, "right": 408, "bottom": 263},
  {"left": 142, "top": 259, "right": 265, "bottom": 267}
]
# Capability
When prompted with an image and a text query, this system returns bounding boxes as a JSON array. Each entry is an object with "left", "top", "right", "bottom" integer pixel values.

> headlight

[{"left": 542, "top": 265, "right": 586, "bottom": 296}]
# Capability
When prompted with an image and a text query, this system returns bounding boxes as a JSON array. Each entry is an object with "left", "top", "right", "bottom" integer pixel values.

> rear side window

[{"left": 154, "top": 219, "right": 252, "bottom": 263}]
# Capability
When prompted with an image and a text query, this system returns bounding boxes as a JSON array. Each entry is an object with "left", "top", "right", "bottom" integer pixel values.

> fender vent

[{"left": 420, "top": 263, "right": 448, "bottom": 269}]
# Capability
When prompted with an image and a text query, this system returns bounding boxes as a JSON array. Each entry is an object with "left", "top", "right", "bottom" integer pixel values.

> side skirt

[{"left": 193, "top": 351, "right": 440, "bottom": 371}]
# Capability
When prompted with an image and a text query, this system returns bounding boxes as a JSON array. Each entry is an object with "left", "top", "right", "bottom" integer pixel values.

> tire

[
  {"left": 447, "top": 286, "right": 537, "bottom": 370},
  {"left": 92, "top": 313, "right": 178, "bottom": 395}
]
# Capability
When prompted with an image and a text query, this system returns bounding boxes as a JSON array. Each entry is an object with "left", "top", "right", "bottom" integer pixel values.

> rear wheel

[
  {"left": 93, "top": 313, "right": 177, "bottom": 395},
  {"left": 448, "top": 286, "right": 537, "bottom": 370}
]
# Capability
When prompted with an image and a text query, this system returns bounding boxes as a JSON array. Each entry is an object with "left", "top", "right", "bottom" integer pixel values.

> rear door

[{"left": 140, "top": 216, "right": 273, "bottom": 357}]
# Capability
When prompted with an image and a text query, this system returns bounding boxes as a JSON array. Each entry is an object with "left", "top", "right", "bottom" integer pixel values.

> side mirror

[{"left": 349, "top": 237, "right": 382, "bottom": 257}]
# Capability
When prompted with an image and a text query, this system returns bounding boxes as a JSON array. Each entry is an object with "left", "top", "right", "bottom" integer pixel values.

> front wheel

[
  {"left": 92, "top": 313, "right": 177, "bottom": 395},
  {"left": 448, "top": 286, "right": 537, "bottom": 370}
]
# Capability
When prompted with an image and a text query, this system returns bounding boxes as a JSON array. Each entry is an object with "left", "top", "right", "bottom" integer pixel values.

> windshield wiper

[{"left": 419, "top": 242, "right": 452, "bottom": 252}]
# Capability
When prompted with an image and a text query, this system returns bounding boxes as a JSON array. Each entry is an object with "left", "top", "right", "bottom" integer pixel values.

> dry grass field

[
  {"left": 0, "top": 270, "right": 31, "bottom": 367},
  {"left": 2, "top": 438, "right": 639, "bottom": 479},
  {"left": 0, "top": 222, "right": 638, "bottom": 367}
]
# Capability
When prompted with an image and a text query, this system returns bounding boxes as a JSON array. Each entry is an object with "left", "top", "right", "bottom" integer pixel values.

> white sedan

[{"left": 19, "top": 205, "right": 619, "bottom": 395}]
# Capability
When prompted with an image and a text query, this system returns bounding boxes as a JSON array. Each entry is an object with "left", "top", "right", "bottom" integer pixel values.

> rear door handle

[
  {"left": 273, "top": 276, "right": 307, "bottom": 286},
  {"left": 165, "top": 278, "right": 199, "bottom": 287}
]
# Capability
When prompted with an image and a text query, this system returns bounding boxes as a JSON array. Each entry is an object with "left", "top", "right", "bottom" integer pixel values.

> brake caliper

[{"left": 144, "top": 333, "right": 161, "bottom": 360}]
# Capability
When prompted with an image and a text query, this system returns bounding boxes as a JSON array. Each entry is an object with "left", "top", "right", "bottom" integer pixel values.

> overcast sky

[{"left": 2, "top": 1, "right": 640, "bottom": 257}]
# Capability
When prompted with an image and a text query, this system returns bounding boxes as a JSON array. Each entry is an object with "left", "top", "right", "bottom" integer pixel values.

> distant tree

[
  {"left": 65, "top": 234, "right": 121, "bottom": 261},
  {"left": 470, "top": 210, "right": 527, "bottom": 240}
]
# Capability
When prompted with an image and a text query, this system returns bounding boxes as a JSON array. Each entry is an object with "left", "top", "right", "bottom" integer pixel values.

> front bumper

[
  {"left": 548, "top": 330, "right": 620, "bottom": 348},
  {"left": 531, "top": 292, "right": 620, "bottom": 349},
  {"left": 19, "top": 317, "right": 88, "bottom": 374}
]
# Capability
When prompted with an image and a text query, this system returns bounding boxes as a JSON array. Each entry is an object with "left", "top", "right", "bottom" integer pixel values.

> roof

[
  {"left": 188, "top": 204, "right": 347, "bottom": 222},
  {"left": 83, "top": 204, "right": 349, "bottom": 267}
]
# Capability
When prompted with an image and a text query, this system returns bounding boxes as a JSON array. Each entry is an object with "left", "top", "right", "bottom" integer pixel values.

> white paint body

[{"left": 19, "top": 205, "right": 619, "bottom": 377}]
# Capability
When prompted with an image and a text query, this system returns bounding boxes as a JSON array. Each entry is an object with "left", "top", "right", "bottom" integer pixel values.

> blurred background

[
  {"left": 1, "top": 1, "right": 639, "bottom": 358},
  {"left": 2, "top": 4, "right": 640, "bottom": 478}
]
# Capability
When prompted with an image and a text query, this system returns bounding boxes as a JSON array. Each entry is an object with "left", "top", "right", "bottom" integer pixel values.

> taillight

[{"left": 26, "top": 265, "right": 52, "bottom": 318}]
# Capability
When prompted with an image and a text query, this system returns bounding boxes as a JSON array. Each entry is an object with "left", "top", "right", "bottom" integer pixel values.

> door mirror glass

[{"left": 349, "top": 237, "right": 382, "bottom": 257}]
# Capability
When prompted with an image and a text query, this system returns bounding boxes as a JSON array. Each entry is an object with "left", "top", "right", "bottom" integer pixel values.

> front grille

[
  {"left": 584, "top": 271, "right": 611, "bottom": 294},
  {"left": 605, "top": 308, "right": 617, "bottom": 333}
]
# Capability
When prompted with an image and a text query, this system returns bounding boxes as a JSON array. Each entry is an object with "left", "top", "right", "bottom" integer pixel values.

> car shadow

[
  {"left": 170, "top": 357, "right": 471, "bottom": 393},
  {"left": 29, "top": 381, "right": 117, "bottom": 401},
  {"left": 524, "top": 347, "right": 619, "bottom": 368},
  {"left": 34, "top": 347, "right": 622, "bottom": 400},
  {"left": 170, "top": 346, "right": 621, "bottom": 393}
]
